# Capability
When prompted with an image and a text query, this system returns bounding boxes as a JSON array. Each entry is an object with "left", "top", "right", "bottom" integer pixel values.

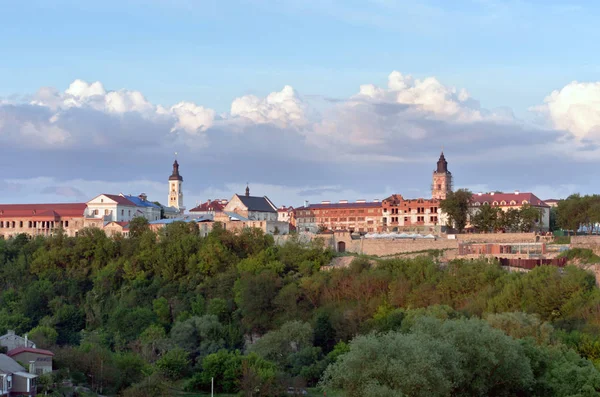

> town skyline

[{"left": 2, "top": 1, "right": 600, "bottom": 206}]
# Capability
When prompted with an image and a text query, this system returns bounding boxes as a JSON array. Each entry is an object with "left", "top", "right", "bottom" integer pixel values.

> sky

[{"left": 1, "top": 0, "right": 600, "bottom": 208}]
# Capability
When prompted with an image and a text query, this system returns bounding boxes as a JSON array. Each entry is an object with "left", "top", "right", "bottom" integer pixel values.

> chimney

[
  {"left": 339, "top": 200, "right": 348, "bottom": 204},
  {"left": 304, "top": 200, "right": 309, "bottom": 207},
  {"left": 515, "top": 190, "right": 520, "bottom": 195},
  {"left": 29, "top": 361, "right": 35, "bottom": 375},
  {"left": 7, "top": 330, "right": 15, "bottom": 335},
  {"left": 373, "top": 199, "right": 379, "bottom": 203},
  {"left": 24, "top": 334, "right": 28, "bottom": 347},
  {"left": 138, "top": 193, "right": 147, "bottom": 202},
  {"left": 321, "top": 201, "right": 330, "bottom": 204}
]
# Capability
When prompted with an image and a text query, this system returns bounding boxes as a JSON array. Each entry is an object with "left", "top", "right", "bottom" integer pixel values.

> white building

[
  {"left": 85, "top": 194, "right": 142, "bottom": 223},
  {"left": 277, "top": 206, "right": 294, "bottom": 223},
  {"left": 470, "top": 192, "right": 551, "bottom": 231},
  {"left": 222, "top": 186, "right": 278, "bottom": 221}
]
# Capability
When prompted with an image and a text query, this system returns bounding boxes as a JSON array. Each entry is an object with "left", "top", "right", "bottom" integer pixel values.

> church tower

[
  {"left": 432, "top": 151, "right": 453, "bottom": 200},
  {"left": 168, "top": 159, "right": 185, "bottom": 213}
]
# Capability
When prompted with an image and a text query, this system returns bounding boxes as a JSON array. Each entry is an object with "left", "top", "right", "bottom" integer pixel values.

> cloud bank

[{"left": 1, "top": 71, "right": 599, "bottom": 206}]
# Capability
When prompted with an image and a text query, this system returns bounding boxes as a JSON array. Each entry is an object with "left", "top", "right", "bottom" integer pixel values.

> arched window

[
  {"left": 500, "top": 201, "right": 506, "bottom": 205},
  {"left": 492, "top": 201, "right": 499, "bottom": 206},
  {"left": 483, "top": 201, "right": 489, "bottom": 205},
  {"left": 474, "top": 202, "right": 481, "bottom": 206},
  {"left": 510, "top": 200, "right": 517, "bottom": 205},
  {"left": 522, "top": 200, "right": 529, "bottom": 205}
]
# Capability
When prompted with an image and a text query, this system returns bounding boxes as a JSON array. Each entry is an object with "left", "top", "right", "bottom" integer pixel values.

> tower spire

[{"left": 245, "top": 183, "right": 250, "bottom": 197}]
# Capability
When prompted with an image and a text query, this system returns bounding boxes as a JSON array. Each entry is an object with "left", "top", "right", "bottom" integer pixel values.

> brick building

[
  {"left": 381, "top": 194, "right": 442, "bottom": 232},
  {"left": 0, "top": 203, "right": 87, "bottom": 239},
  {"left": 294, "top": 200, "right": 383, "bottom": 233}
]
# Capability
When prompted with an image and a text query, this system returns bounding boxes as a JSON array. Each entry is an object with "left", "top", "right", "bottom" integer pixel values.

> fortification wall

[
  {"left": 453, "top": 233, "right": 538, "bottom": 243},
  {"left": 571, "top": 236, "right": 600, "bottom": 255}
]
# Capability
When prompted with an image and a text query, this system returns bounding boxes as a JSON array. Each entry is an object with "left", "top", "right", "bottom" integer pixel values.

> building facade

[
  {"left": 381, "top": 194, "right": 442, "bottom": 232},
  {"left": 189, "top": 199, "right": 228, "bottom": 218},
  {"left": 7, "top": 348, "right": 53, "bottom": 375},
  {"left": 470, "top": 192, "right": 551, "bottom": 231},
  {"left": 85, "top": 194, "right": 140, "bottom": 222},
  {"left": 294, "top": 200, "right": 383, "bottom": 233},
  {"left": 222, "top": 187, "right": 278, "bottom": 221},
  {"left": 0, "top": 204, "right": 87, "bottom": 239}
]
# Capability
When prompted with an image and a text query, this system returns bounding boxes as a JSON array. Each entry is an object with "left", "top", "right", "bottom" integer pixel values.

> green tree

[
  {"left": 470, "top": 204, "right": 501, "bottom": 232},
  {"left": 519, "top": 204, "right": 542, "bottom": 232},
  {"left": 129, "top": 217, "right": 150, "bottom": 238},
  {"left": 27, "top": 325, "right": 58, "bottom": 348},
  {"left": 440, "top": 189, "right": 473, "bottom": 232},
  {"left": 155, "top": 347, "right": 190, "bottom": 380}
]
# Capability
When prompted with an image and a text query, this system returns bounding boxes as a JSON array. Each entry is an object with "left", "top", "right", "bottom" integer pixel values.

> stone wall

[
  {"left": 453, "top": 232, "right": 538, "bottom": 243},
  {"left": 274, "top": 232, "right": 544, "bottom": 257},
  {"left": 571, "top": 236, "right": 600, "bottom": 255}
]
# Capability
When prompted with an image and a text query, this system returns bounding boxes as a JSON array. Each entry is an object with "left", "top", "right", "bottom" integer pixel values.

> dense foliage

[
  {"left": 2, "top": 224, "right": 600, "bottom": 396},
  {"left": 557, "top": 194, "right": 600, "bottom": 233}
]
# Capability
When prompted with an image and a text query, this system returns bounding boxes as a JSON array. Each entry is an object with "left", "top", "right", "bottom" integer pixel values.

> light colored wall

[
  {"left": 0, "top": 333, "right": 35, "bottom": 351},
  {"left": 571, "top": 236, "right": 600, "bottom": 256},
  {"left": 10, "top": 352, "right": 52, "bottom": 375},
  {"left": 454, "top": 232, "right": 539, "bottom": 243}
]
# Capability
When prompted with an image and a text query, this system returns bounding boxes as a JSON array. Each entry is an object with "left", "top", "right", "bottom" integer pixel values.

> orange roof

[{"left": 0, "top": 203, "right": 87, "bottom": 219}]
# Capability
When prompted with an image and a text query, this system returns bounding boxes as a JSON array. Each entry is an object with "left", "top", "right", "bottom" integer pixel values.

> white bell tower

[{"left": 168, "top": 158, "right": 185, "bottom": 213}]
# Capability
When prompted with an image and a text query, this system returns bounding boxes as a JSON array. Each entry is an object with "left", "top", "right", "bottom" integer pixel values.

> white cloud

[
  {"left": 532, "top": 81, "right": 600, "bottom": 140},
  {"left": 355, "top": 71, "right": 486, "bottom": 121},
  {"left": 170, "top": 102, "right": 216, "bottom": 134},
  {"left": 230, "top": 85, "right": 308, "bottom": 127}
]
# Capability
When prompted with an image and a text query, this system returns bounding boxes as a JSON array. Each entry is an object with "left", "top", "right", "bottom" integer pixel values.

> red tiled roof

[
  {"left": 8, "top": 347, "right": 54, "bottom": 357},
  {"left": 100, "top": 194, "right": 136, "bottom": 206},
  {"left": 0, "top": 203, "right": 87, "bottom": 219},
  {"left": 278, "top": 206, "right": 293, "bottom": 212},
  {"left": 189, "top": 200, "right": 226, "bottom": 213},
  {"left": 298, "top": 202, "right": 382, "bottom": 210},
  {"left": 471, "top": 192, "right": 549, "bottom": 207}
]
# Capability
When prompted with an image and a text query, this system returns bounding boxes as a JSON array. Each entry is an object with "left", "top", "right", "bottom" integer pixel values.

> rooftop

[
  {"left": 0, "top": 203, "right": 87, "bottom": 219},
  {"left": 471, "top": 192, "right": 549, "bottom": 207},
  {"left": 8, "top": 347, "right": 54, "bottom": 357},
  {"left": 236, "top": 195, "right": 277, "bottom": 212}
]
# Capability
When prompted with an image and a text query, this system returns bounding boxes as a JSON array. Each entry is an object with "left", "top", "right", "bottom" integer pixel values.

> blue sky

[{"left": 1, "top": 0, "right": 600, "bottom": 207}]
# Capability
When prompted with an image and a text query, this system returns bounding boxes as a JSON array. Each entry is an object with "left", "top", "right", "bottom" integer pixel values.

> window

[
  {"left": 522, "top": 200, "right": 529, "bottom": 205},
  {"left": 105, "top": 209, "right": 110, "bottom": 215},
  {"left": 492, "top": 201, "right": 499, "bottom": 206},
  {"left": 93, "top": 209, "right": 99, "bottom": 215},
  {"left": 19, "top": 221, "right": 23, "bottom": 228},
  {"left": 65, "top": 221, "right": 69, "bottom": 227},
  {"left": 121, "top": 209, "right": 124, "bottom": 216},
  {"left": 510, "top": 200, "right": 517, "bottom": 205},
  {"left": 404, "top": 217, "right": 409, "bottom": 222},
  {"left": 7, "top": 375, "right": 12, "bottom": 389},
  {"left": 500, "top": 201, "right": 506, "bottom": 205}
]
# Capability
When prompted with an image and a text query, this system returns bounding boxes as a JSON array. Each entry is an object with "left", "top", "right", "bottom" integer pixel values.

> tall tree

[
  {"left": 440, "top": 189, "right": 473, "bottom": 232},
  {"left": 470, "top": 204, "right": 500, "bottom": 232}
]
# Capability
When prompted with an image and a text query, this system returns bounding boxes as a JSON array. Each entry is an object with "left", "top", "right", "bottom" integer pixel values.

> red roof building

[
  {"left": 469, "top": 191, "right": 551, "bottom": 231},
  {"left": 189, "top": 199, "right": 228, "bottom": 215},
  {"left": 0, "top": 203, "right": 87, "bottom": 239},
  {"left": 295, "top": 200, "right": 383, "bottom": 233}
]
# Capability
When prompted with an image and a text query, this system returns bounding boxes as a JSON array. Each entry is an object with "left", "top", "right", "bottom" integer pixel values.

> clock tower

[
  {"left": 168, "top": 159, "right": 185, "bottom": 213},
  {"left": 432, "top": 151, "right": 452, "bottom": 200}
]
